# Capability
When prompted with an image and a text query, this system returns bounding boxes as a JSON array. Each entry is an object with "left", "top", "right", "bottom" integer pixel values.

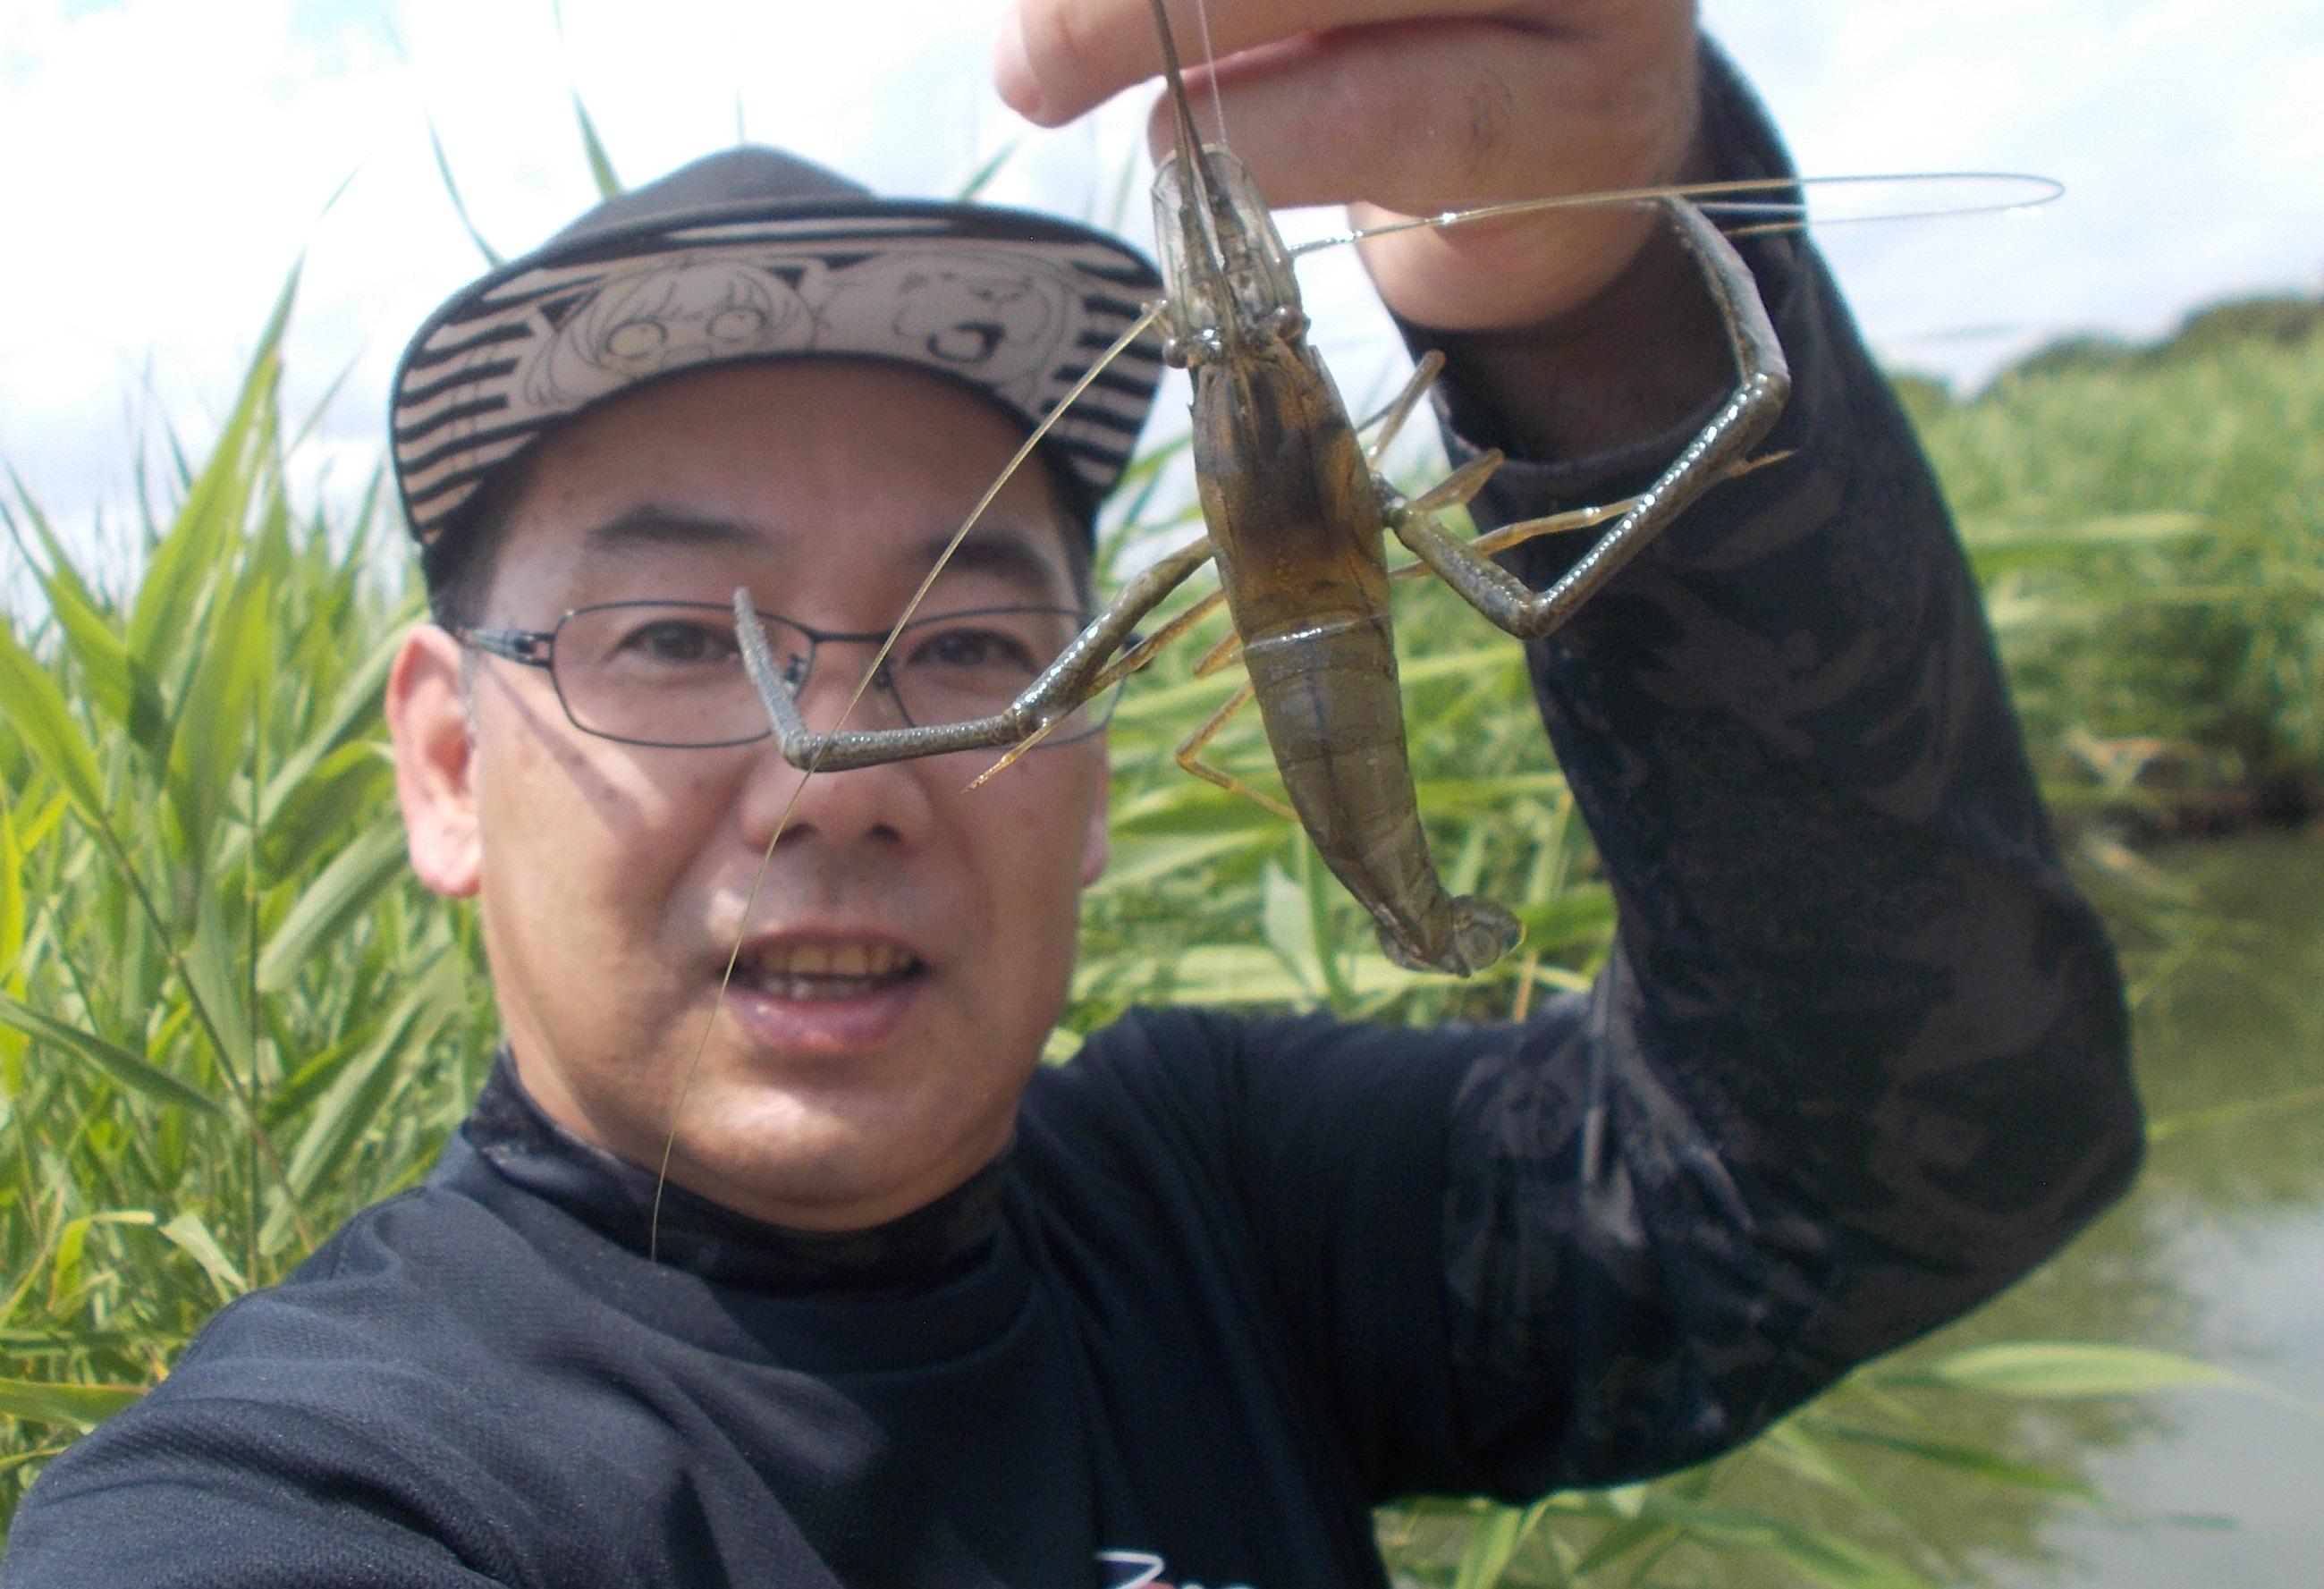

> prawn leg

[
  {"left": 1193, "top": 629, "right": 1242, "bottom": 677},
  {"left": 1386, "top": 451, "right": 1795, "bottom": 587},
  {"left": 1368, "top": 342, "right": 1787, "bottom": 583},
  {"left": 1360, "top": 349, "right": 1448, "bottom": 466},
  {"left": 1091, "top": 578, "right": 1230, "bottom": 692},
  {"left": 1174, "top": 679, "right": 1296, "bottom": 821},
  {"left": 972, "top": 542, "right": 1277, "bottom": 788},
  {"left": 1388, "top": 197, "right": 1790, "bottom": 638},
  {"left": 735, "top": 534, "right": 1216, "bottom": 771}
]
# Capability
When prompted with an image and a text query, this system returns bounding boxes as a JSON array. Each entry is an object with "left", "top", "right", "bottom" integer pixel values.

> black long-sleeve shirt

[{"left": 1, "top": 48, "right": 2141, "bottom": 1589}]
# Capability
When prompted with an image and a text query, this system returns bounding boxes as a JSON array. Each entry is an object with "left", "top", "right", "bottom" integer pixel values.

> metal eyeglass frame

[{"left": 452, "top": 598, "right": 1118, "bottom": 752}]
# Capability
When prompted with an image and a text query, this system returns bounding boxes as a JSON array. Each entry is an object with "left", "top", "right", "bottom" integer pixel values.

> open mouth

[{"left": 731, "top": 942, "right": 925, "bottom": 1002}]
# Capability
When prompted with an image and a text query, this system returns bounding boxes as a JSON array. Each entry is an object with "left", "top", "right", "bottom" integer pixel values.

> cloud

[{"left": 1708, "top": 0, "right": 2324, "bottom": 378}]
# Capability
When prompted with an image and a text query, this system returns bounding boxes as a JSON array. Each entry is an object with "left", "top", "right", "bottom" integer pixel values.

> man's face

[{"left": 388, "top": 359, "right": 1109, "bottom": 1230}]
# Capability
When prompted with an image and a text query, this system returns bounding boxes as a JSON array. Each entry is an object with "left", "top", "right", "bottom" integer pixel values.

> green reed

[
  {"left": 1911, "top": 313, "right": 2324, "bottom": 826},
  {"left": 0, "top": 279, "right": 499, "bottom": 1500}
]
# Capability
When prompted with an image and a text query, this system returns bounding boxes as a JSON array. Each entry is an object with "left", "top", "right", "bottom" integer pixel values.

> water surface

[{"left": 1979, "top": 828, "right": 2324, "bottom": 1585}]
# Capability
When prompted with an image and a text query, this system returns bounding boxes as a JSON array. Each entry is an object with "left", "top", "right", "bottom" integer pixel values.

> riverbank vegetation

[
  {"left": 3, "top": 284, "right": 2319, "bottom": 1577},
  {"left": 1917, "top": 295, "right": 2324, "bottom": 836}
]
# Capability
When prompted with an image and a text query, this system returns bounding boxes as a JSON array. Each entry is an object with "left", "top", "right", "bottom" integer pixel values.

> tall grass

[
  {"left": 1907, "top": 313, "right": 2324, "bottom": 829},
  {"left": 3, "top": 290, "right": 2312, "bottom": 1576},
  {"left": 0, "top": 283, "right": 497, "bottom": 1496}
]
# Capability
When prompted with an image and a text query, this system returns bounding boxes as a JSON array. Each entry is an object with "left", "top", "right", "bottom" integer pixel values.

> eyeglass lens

[{"left": 545, "top": 602, "right": 1111, "bottom": 750}]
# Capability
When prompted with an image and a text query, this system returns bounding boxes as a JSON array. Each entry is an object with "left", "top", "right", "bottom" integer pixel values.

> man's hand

[{"left": 993, "top": 0, "right": 1703, "bottom": 337}]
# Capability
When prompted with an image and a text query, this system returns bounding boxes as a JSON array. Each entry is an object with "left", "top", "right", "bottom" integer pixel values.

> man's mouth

[{"left": 731, "top": 941, "right": 925, "bottom": 1002}]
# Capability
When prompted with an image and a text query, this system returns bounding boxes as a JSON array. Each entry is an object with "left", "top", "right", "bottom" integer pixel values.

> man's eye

[
  {"left": 616, "top": 620, "right": 735, "bottom": 665},
  {"left": 908, "top": 625, "right": 1039, "bottom": 675}
]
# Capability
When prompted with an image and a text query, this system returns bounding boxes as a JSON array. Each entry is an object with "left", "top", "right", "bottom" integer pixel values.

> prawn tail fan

[{"left": 1378, "top": 895, "right": 1523, "bottom": 976}]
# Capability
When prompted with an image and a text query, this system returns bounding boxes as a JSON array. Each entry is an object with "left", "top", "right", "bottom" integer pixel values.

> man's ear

[{"left": 387, "top": 624, "right": 483, "bottom": 899}]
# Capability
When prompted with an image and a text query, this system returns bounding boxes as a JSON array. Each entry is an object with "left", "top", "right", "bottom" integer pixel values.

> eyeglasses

[{"left": 455, "top": 599, "right": 1118, "bottom": 751}]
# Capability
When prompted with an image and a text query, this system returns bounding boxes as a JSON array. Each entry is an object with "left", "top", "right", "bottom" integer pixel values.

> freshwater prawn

[
  {"left": 718, "top": 1, "right": 2058, "bottom": 982},
  {"left": 732, "top": 0, "right": 1807, "bottom": 975}
]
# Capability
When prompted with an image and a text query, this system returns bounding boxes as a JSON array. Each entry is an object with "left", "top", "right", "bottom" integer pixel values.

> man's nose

[{"left": 737, "top": 649, "right": 934, "bottom": 853}]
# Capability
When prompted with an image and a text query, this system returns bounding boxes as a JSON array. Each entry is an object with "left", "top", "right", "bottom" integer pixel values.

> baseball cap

[{"left": 389, "top": 146, "right": 1166, "bottom": 552}]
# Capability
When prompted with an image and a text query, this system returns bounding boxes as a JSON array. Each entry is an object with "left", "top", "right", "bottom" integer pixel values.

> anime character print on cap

[{"left": 517, "top": 248, "right": 1079, "bottom": 415}]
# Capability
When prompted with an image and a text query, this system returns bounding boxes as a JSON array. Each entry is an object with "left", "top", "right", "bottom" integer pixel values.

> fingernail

[{"left": 992, "top": 6, "right": 1049, "bottom": 122}]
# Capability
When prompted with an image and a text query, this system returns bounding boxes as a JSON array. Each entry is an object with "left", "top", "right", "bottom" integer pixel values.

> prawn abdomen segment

[{"left": 1238, "top": 615, "right": 1517, "bottom": 976}]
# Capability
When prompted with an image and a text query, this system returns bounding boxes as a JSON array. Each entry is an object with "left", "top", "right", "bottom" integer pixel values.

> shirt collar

[{"left": 459, "top": 1048, "right": 1007, "bottom": 1293}]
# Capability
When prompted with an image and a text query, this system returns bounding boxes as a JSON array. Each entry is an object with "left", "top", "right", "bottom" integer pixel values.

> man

[{"left": 5, "top": 2, "right": 2142, "bottom": 1585}]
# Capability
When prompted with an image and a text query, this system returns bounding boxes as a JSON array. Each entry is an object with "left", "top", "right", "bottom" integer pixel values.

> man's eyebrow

[
  {"left": 582, "top": 507, "right": 763, "bottom": 551},
  {"left": 912, "top": 526, "right": 1076, "bottom": 601},
  {"left": 573, "top": 507, "right": 1074, "bottom": 599}
]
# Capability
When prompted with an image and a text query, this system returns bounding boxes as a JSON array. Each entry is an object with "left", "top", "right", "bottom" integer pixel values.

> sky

[{"left": 1, "top": 0, "right": 2319, "bottom": 575}]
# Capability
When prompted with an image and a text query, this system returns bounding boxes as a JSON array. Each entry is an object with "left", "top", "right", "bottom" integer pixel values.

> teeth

[{"left": 742, "top": 941, "right": 919, "bottom": 993}]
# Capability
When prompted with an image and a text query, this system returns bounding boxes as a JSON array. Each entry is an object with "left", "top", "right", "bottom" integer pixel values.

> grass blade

[
  {"left": 571, "top": 91, "right": 621, "bottom": 199},
  {"left": 257, "top": 824, "right": 409, "bottom": 993},
  {"left": 266, "top": 961, "right": 457, "bottom": 1248},
  {"left": 159, "top": 1210, "right": 249, "bottom": 1305},
  {"left": 0, "top": 625, "right": 108, "bottom": 828},
  {"left": 424, "top": 116, "right": 503, "bottom": 267},
  {"left": 126, "top": 267, "right": 292, "bottom": 688},
  {"left": 1802, "top": 1417, "right": 2098, "bottom": 1500},
  {"left": 956, "top": 140, "right": 1018, "bottom": 202},
  {"left": 0, "top": 993, "right": 220, "bottom": 1115},
  {"left": 0, "top": 1378, "right": 146, "bottom": 1432}
]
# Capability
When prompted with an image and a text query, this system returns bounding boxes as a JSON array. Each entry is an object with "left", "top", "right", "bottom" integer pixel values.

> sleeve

[
  {"left": 1202, "top": 40, "right": 2142, "bottom": 1502},
  {"left": 1416, "top": 40, "right": 2145, "bottom": 1495},
  {"left": 4, "top": 1213, "right": 596, "bottom": 1589},
  {"left": 1, "top": 1235, "right": 559, "bottom": 1589},
  {"left": 2, "top": 1393, "right": 518, "bottom": 1589}
]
